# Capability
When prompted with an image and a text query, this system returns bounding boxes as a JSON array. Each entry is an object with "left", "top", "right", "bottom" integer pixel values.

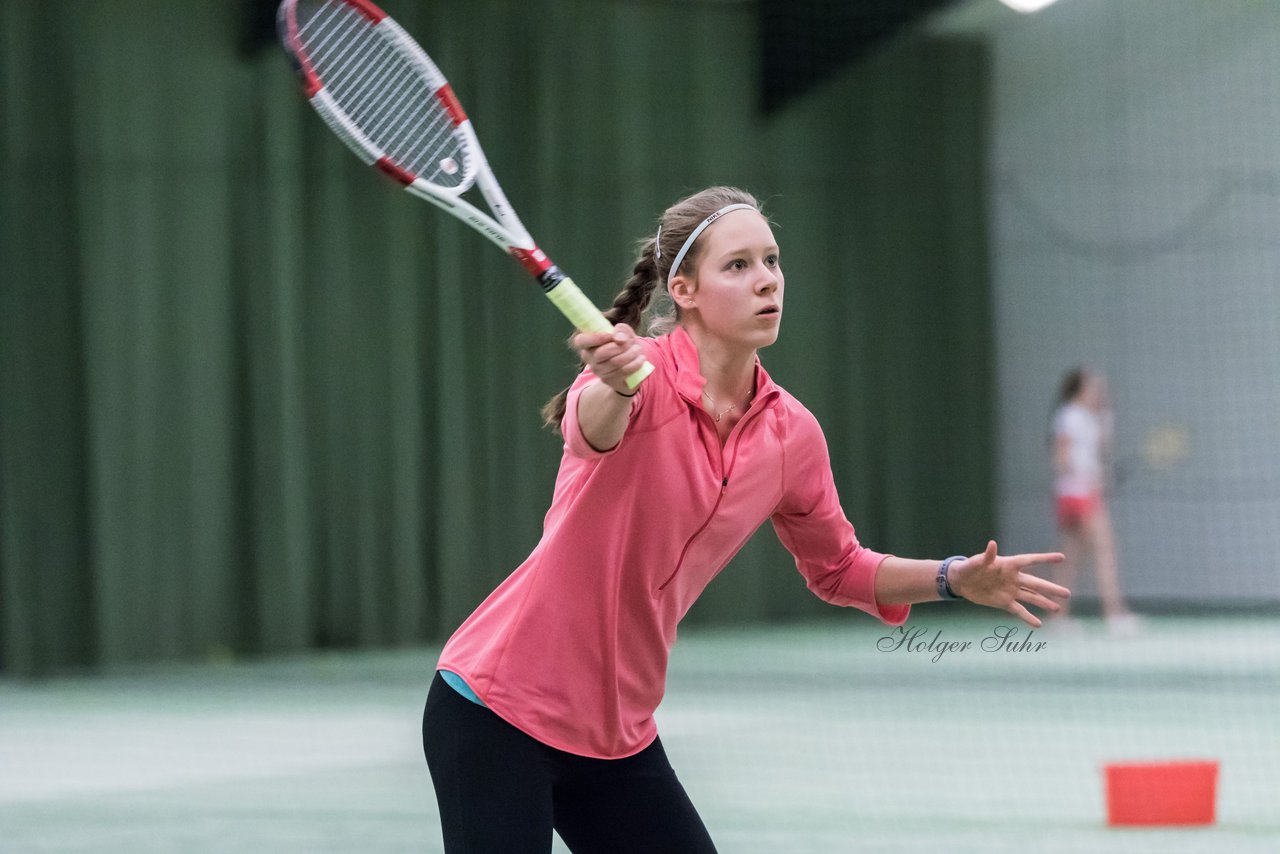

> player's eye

[
  {"left": 765, "top": 254, "right": 780, "bottom": 267},
  {"left": 729, "top": 258, "right": 748, "bottom": 271}
]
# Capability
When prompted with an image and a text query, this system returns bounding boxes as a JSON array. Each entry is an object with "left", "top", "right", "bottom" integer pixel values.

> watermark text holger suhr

[{"left": 877, "top": 625, "right": 1048, "bottom": 663}]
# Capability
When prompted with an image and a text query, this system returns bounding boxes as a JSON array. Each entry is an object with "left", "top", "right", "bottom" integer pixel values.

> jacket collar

[{"left": 669, "top": 326, "right": 779, "bottom": 408}]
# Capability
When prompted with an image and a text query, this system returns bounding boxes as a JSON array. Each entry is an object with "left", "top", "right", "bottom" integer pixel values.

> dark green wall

[{"left": 0, "top": 0, "right": 990, "bottom": 675}]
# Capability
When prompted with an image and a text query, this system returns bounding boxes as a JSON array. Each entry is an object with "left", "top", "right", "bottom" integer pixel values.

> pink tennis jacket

[{"left": 436, "top": 326, "right": 910, "bottom": 759}]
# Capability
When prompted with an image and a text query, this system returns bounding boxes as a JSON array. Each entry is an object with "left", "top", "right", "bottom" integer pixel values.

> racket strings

[
  {"left": 309, "top": 11, "right": 455, "bottom": 174},
  {"left": 309, "top": 12, "right": 405, "bottom": 116},
  {"left": 307, "top": 10, "right": 423, "bottom": 136},
  {"left": 302, "top": 4, "right": 454, "bottom": 157},
  {"left": 296, "top": 0, "right": 468, "bottom": 188}
]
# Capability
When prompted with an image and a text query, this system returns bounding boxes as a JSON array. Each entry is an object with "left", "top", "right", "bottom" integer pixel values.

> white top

[{"left": 1053, "top": 402, "right": 1108, "bottom": 497}]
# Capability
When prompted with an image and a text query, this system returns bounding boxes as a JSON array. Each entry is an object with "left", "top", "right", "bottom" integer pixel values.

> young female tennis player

[
  {"left": 424, "top": 187, "right": 1070, "bottom": 853},
  {"left": 1051, "top": 368, "right": 1139, "bottom": 634}
]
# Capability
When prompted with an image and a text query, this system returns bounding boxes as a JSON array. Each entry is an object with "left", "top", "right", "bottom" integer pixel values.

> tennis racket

[{"left": 277, "top": 0, "right": 654, "bottom": 388}]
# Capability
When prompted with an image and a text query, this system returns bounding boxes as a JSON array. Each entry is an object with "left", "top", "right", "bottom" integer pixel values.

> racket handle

[{"left": 543, "top": 275, "right": 655, "bottom": 389}]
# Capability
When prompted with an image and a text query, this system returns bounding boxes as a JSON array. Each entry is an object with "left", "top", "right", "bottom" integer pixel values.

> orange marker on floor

[{"left": 1104, "top": 760, "right": 1219, "bottom": 826}]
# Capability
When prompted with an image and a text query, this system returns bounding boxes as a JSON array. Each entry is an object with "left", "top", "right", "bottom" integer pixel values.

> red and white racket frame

[{"left": 279, "top": 0, "right": 653, "bottom": 387}]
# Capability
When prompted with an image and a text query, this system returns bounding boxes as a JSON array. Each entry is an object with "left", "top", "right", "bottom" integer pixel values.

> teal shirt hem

[{"left": 439, "top": 669, "right": 486, "bottom": 707}]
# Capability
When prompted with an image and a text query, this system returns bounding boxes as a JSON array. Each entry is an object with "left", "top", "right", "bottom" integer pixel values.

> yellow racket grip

[{"left": 544, "top": 275, "right": 655, "bottom": 389}]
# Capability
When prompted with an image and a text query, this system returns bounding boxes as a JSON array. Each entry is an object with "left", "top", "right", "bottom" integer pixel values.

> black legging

[{"left": 422, "top": 672, "right": 719, "bottom": 853}]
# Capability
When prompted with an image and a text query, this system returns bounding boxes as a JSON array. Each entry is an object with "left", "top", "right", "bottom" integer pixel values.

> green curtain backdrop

[{"left": 0, "top": 0, "right": 990, "bottom": 675}]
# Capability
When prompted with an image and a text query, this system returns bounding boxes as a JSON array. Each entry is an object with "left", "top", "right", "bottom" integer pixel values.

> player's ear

[{"left": 669, "top": 276, "right": 697, "bottom": 311}]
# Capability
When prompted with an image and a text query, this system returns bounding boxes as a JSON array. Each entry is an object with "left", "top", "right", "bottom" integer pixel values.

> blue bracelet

[{"left": 937, "top": 555, "right": 966, "bottom": 601}]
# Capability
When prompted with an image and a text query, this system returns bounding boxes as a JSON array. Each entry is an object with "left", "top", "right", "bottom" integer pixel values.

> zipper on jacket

[
  {"left": 659, "top": 486, "right": 727, "bottom": 591},
  {"left": 656, "top": 403, "right": 767, "bottom": 592}
]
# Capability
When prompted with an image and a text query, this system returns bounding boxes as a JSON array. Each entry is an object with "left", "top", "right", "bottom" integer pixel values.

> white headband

[{"left": 663, "top": 203, "right": 757, "bottom": 287}]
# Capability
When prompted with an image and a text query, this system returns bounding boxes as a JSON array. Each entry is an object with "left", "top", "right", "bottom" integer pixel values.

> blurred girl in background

[{"left": 1052, "top": 368, "right": 1139, "bottom": 634}]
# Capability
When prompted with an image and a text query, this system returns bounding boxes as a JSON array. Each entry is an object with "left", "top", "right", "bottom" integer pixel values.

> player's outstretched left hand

[{"left": 949, "top": 541, "right": 1069, "bottom": 628}]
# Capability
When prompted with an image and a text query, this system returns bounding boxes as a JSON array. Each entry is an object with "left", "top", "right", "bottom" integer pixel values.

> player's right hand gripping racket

[{"left": 278, "top": 0, "right": 654, "bottom": 389}]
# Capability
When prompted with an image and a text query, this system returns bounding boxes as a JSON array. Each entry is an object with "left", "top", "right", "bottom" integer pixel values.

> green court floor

[{"left": 3, "top": 614, "right": 1277, "bottom": 852}]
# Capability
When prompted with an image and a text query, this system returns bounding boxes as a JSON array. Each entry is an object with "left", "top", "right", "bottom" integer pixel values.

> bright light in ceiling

[{"left": 999, "top": 0, "right": 1060, "bottom": 12}]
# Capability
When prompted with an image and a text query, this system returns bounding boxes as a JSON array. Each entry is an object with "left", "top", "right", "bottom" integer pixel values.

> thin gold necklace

[{"left": 702, "top": 388, "right": 754, "bottom": 423}]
